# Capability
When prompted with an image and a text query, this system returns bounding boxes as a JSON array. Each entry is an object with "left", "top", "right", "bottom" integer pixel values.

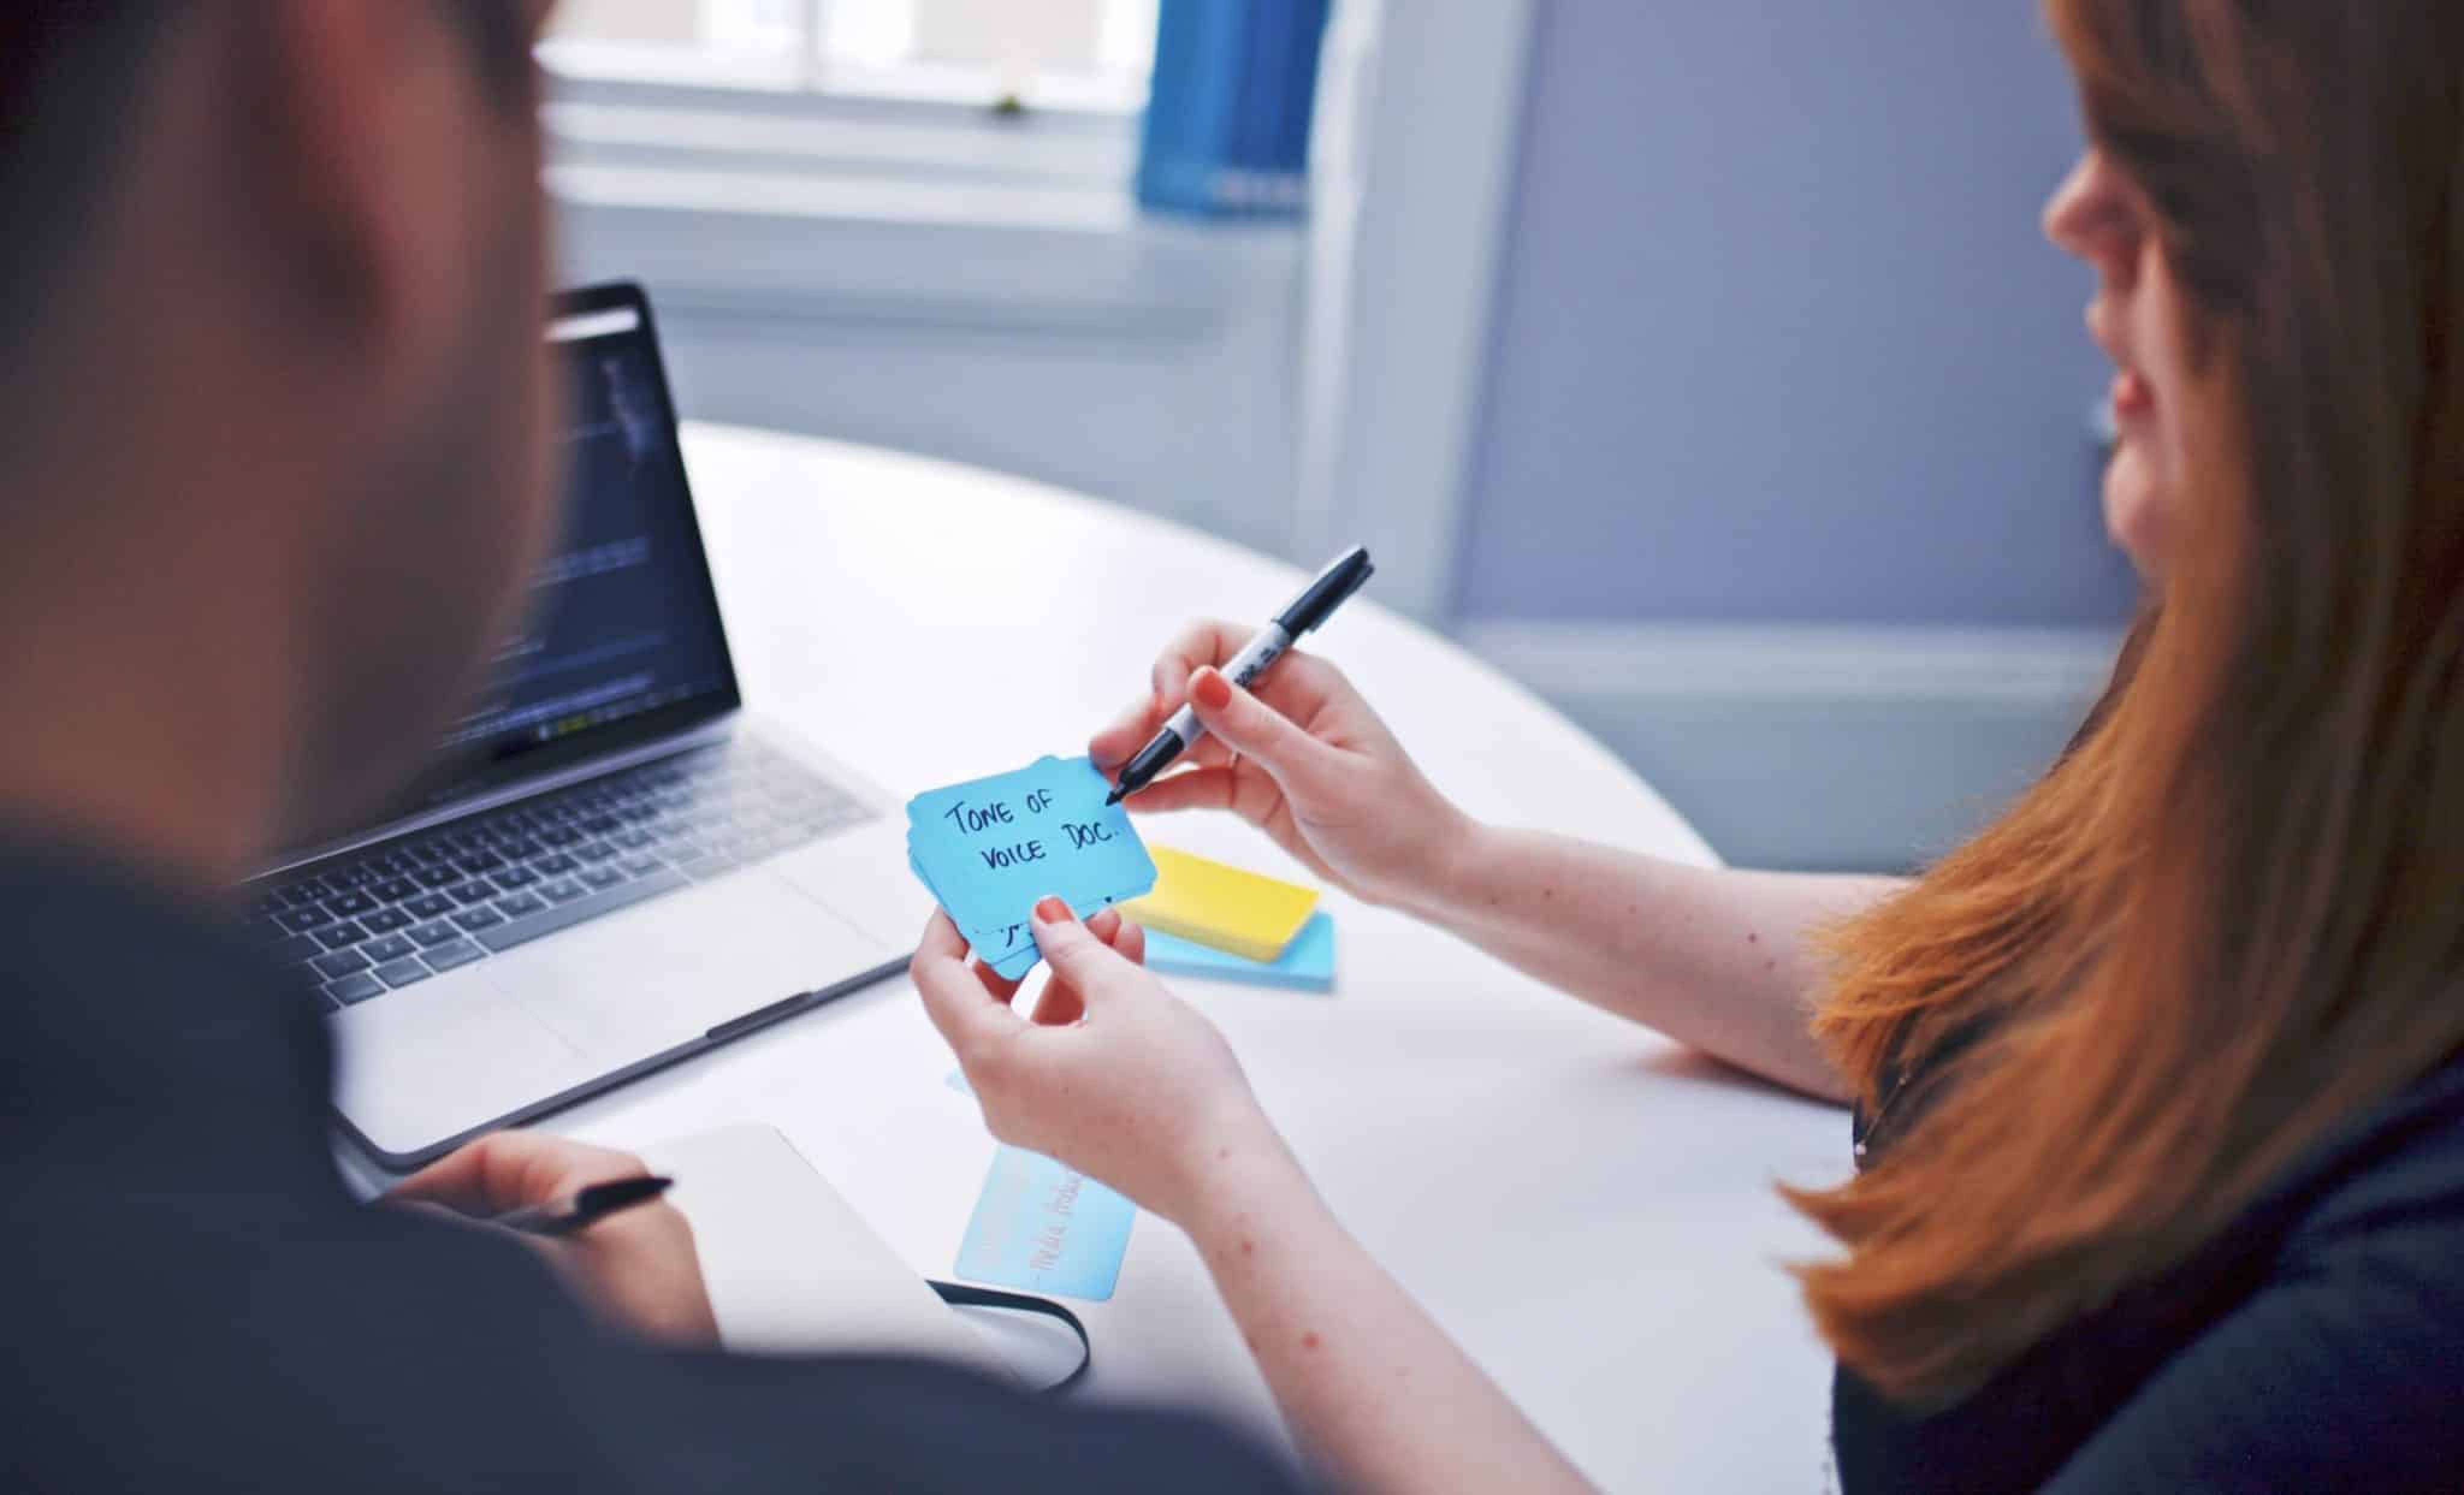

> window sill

[{"left": 546, "top": 85, "right": 1302, "bottom": 341}]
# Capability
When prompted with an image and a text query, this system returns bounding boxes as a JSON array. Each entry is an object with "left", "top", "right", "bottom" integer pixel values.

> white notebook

[{"left": 639, "top": 1123, "right": 1015, "bottom": 1384}]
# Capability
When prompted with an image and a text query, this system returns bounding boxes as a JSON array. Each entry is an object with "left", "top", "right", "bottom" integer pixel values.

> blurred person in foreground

[{"left": 0, "top": 4, "right": 1298, "bottom": 1490}]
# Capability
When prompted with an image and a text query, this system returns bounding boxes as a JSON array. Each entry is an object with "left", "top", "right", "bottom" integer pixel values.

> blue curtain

[{"left": 1136, "top": 0, "right": 1332, "bottom": 218}]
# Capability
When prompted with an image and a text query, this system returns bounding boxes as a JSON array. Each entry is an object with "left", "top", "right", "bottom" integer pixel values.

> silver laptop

[{"left": 245, "top": 282, "right": 931, "bottom": 1168}]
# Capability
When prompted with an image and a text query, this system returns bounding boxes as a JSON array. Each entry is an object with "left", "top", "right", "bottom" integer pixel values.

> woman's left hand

[{"left": 912, "top": 898, "right": 1280, "bottom": 1227}]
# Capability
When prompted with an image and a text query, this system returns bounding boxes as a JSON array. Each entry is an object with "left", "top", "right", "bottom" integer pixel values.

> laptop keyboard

[{"left": 242, "top": 741, "right": 875, "bottom": 1012}]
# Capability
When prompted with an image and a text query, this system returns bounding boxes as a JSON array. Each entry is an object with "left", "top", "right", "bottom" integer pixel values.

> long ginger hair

[{"left": 1787, "top": 0, "right": 2464, "bottom": 1405}]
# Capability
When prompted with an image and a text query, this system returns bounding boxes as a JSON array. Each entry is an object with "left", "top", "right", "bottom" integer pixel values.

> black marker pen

[{"left": 1104, "top": 545, "right": 1375, "bottom": 806}]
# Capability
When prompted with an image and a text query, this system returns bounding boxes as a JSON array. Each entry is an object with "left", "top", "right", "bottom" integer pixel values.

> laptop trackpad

[{"left": 486, "top": 872, "right": 893, "bottom": 1069}]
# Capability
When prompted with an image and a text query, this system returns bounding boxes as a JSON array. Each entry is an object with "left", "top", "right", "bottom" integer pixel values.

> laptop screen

[{"left": 404, "top": 286, "right": 742, "bottom": 814}]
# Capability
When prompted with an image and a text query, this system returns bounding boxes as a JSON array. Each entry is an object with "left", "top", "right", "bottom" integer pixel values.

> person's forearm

[
  {"left": 1400, "top": 823, "right": 1900, "bottom": 1101},
  {"left": 1186, "top": 1129, "right": 1594, "bottom": 1495}
]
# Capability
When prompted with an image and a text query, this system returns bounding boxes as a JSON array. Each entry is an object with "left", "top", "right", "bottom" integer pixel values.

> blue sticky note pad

[
  {"left": 953, "top": 1146, "right": 1138, "bottom": 1302},
  {"left": 1142, "top": 910, "right": 1337, "bottom": 992},
  {"left": 907, "top": 755, "right": 1156, "bottom": 976},
  {"left": 910, "top": 850, "right": 1039, "bottom": 974}
]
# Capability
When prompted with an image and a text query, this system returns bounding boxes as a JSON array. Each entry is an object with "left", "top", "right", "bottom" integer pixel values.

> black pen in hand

[
  {"left": 1106, "top": 545, "right": 1375, "bottom": 805},
  {"left": 488, "top": 1175, "right": 674, "bottom": 1238}
]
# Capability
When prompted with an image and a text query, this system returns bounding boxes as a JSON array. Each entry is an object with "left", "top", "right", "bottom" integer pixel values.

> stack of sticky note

[
  {"left": 1124, "top": 846, "right": 1337, "bottom": 992},
  {"left": 907, "top": 755, "right": 1157, "bottom": 981}
]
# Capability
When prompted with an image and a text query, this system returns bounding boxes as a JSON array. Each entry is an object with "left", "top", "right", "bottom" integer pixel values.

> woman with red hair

[{"left": 915, "top": 2, "right": 2464, "bottom": 1488}]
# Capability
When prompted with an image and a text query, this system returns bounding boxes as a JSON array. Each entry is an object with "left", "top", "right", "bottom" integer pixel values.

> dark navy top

[
  {"left": 1833, "top": 1027, "right": 2464, "bottom": 1491},
  {"left": 0, "top": 835, "right": 1299, "bottom": 1493}
]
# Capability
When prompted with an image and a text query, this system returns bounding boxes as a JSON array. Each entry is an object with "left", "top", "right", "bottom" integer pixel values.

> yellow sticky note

[{"left": 1122, "top": 847, "right": 1319, "bottom": 963}]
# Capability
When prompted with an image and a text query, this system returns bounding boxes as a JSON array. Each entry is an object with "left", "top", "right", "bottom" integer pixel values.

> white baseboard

[{"left": 1458, "top": 621, "right": 2125, "bottom": 871}]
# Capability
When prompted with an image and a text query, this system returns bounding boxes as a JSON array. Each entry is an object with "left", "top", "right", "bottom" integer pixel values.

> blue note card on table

[
  {"left": 1142, "top": 909, "right": 1337, "bottom": 992},
  {"left": 955, "top": 1146, "right": 1139, "bottom": 1301},
  {"left": 907, "top": 755, "right": 1157, "bottom": 980}
]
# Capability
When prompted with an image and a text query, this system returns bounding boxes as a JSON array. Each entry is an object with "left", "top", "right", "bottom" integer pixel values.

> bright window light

[{"left": 543, "top": 0, "right": 1157, "bottom": 111}]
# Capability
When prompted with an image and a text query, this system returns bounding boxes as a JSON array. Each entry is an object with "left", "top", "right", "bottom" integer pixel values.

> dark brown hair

[
  {"left": 0, "top": 4, "right": 536, "bottom": 357},
  {"left": 0, "top": 4, "right": 166, "bottom": 352},
  {"left": 1787, "top": 0, "right": 2464, "bottom": 1405}
]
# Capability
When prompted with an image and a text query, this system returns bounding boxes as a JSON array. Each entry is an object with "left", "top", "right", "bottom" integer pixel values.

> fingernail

[
  {"left": 1192, "top": 668, "right": 1233, "bottom": 711},
  {"left": 1035, "top": 894, "right": 1071, "bottom": 923}
]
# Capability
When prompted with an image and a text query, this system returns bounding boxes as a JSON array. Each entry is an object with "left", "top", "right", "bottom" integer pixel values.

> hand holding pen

[
  {"left": 1087, "top": 550, "right": 1482, "bottom": 914},
  {"left": 387, "top": 1131, "right": 718, "bottom": 1346}
]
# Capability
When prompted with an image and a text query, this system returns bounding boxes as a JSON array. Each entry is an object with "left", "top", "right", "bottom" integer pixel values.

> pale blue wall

[{"left": 1452, "top": 1, "right": 2139, "bottom": 626}]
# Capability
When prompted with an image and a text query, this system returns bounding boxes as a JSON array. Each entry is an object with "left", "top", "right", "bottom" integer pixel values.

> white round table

[{"left": 542, "top": 424, "right": 1850, "bottom": 1491}]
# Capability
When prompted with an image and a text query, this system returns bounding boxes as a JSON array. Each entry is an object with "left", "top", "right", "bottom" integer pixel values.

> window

[{"left": 543, "top": 0, "right": 1160, "bottom": 113}]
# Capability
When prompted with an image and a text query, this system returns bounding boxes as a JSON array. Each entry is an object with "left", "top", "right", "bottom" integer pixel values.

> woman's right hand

[{"left": 1089, "top": 618, "right": 1474, "bottom": 910}]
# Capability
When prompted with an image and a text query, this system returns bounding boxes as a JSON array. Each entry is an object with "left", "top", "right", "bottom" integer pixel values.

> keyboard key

[
  {"left": 581, "top": 814, "right": 623, "bottom": 835},
  {"left": 578, "top": 866, "right": 623, "bottom": 891},
  {"left": 447, "top": 880, "right": 497, "bottom": 906},
  {"left": 452, "top": 907, "right": 505, "bottom": 933},
  {"left": 408, "top": 920, "right": 460, "bottom": 948},
  {"left": 475, "top": 867, "right": 689, "bottom": 954},
  {"left": 265, "top": 933, "right": 322, "bottom": 966},
  {"left": 408, "top": 841, "right": 456, "bottom": 865},
  {"left": 325, "top": 972, "right": 384, "bottom": 1005},
  {"left": 374, "top": 877, "right": 420, "bottom": 903},
  {"left": 315, "top": 921, "right": 370, "bottom": 950},
  {"left": 362, "top": 934, "right": 417, "bottom": 963},
  {"left": 373, "top": 957, "right": 431, "bottom": 989},
  {"left": 247, "top": 892, "right": 288, "bottom": 921},
  {"left": 494, "top": 891, "right": 547, "bottom": 919},
  {"left": 537, "top": 826, "right": 581, "bottom": 847},
  {"left": 496, "top": 837, "right": 543, "bottom": 860},
  {"left": 455, "top": 851, "right": 505, "bottom": 875},
  {"left": 531, "top": 853, "right": 579, "bottom": 875},
  {"left": 421, "top": 938, "right": 484, "bottom": 973},
  {"left": 277, "top": 879, "right": 329, "bottom": 906},
  {"left": 277, "top": 905, "right": 337, "bottom": 933},
  {"left": 575, "top": 841, "right": 618, "bottom": 864},
  {"left": 328, "top": 865, "right": 378, "bottom": 890},
  {"left": 538, "top": 879, "right": 588, "bottom": 904},
  {"left": 325, "top": 891, "right": 377, "bottom": 918},
  {"left": 415, "top": 865, "right": 463, "bottom": 889},
  {"left": 369, "top": 853, "right": 419, "bottom": 877},
  {"left": 612, "top": 827, "right": 654, "bottom": 850},
  {"left": 620, "top": 855, "right": 664, "bottom": 877},
  {"left": 362, "top": 906, "right": 413, "bottom": 934},
  {"left": 312, "top": 947, "right": 371, "bottom": 979},
  {"left": 492, "top": 865, "right": 539, "bottom": 889}
]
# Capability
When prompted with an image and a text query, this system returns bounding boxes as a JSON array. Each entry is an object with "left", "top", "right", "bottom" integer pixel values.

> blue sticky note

[
  {"left": 1142, "top": 909, "right": 1337, "bottom": 992},
  {"left": 908, "top": 755, "right": 1156, "bottom": 976},
  {"left": 953, "top": 1146, "right": 1138, "bottom": 1302},
  {"left": 910, "top": 850, "right": 1037, "bottom": 967}
]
